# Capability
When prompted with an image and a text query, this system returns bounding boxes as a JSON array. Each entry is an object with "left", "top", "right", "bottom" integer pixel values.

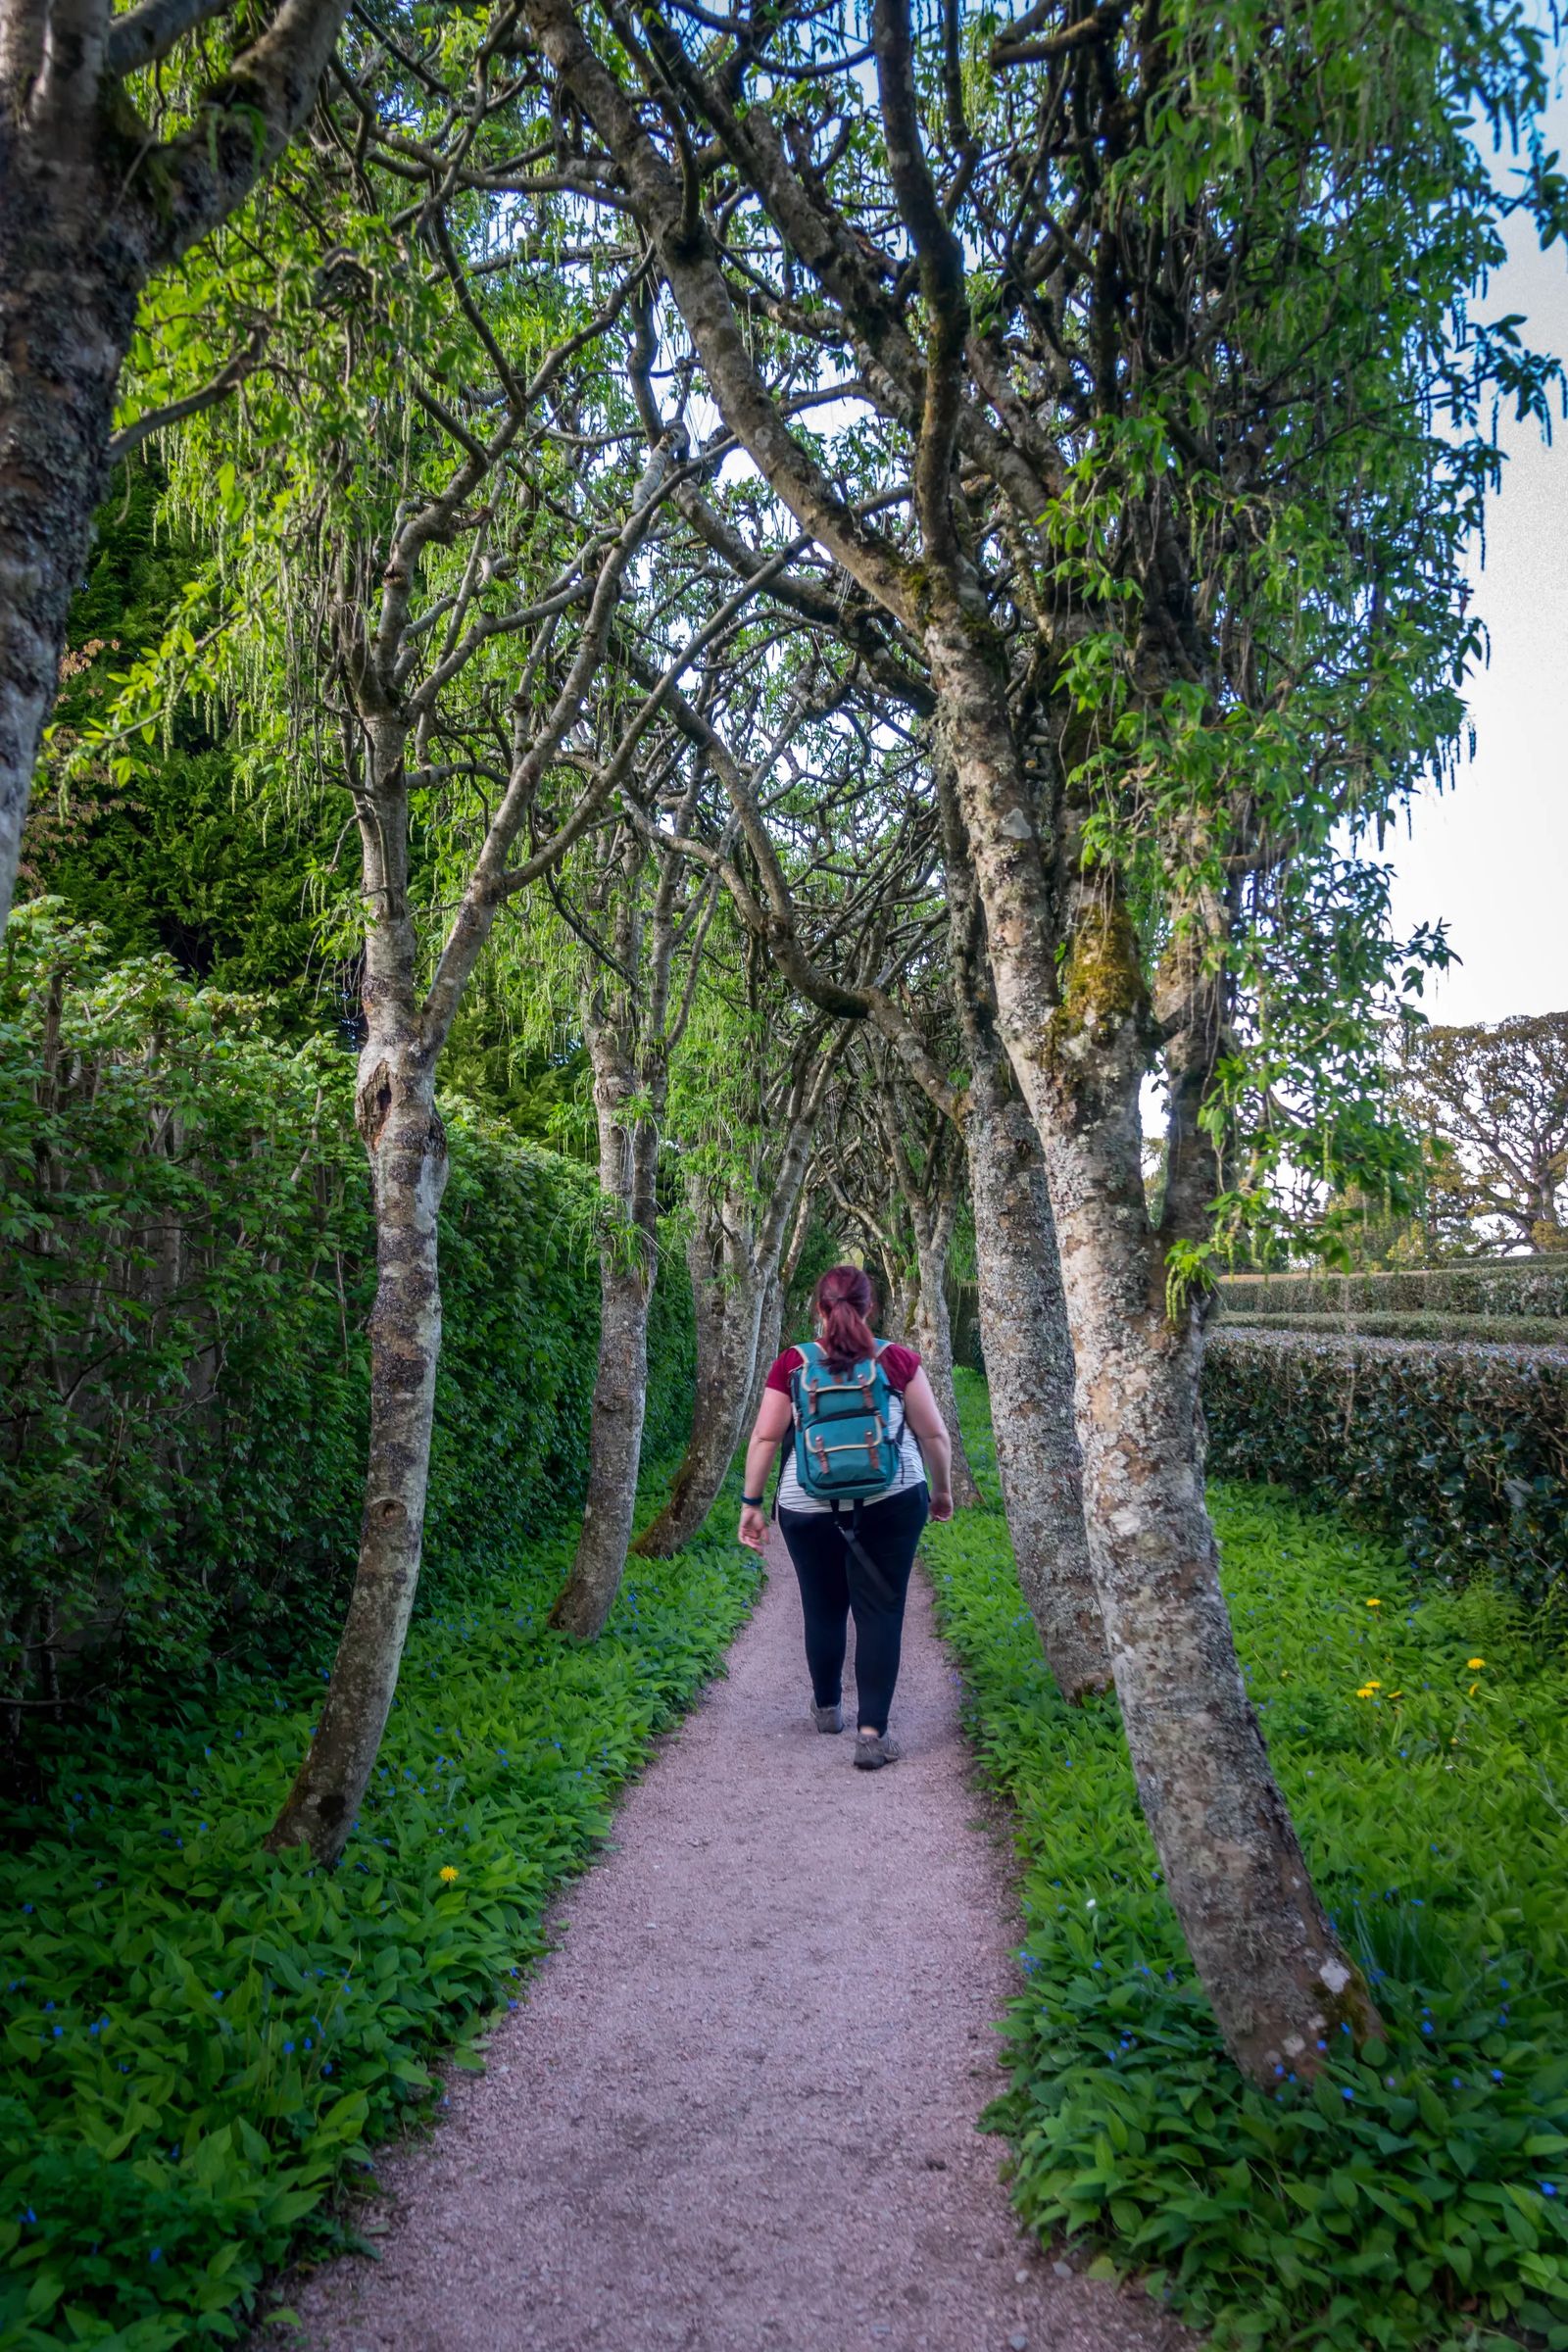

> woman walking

[{"left": 737, "top": 1265, "right": 954, "bottom": 1767}]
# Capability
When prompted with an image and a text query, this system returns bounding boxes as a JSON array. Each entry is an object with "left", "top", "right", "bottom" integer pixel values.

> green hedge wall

[
  {"left": 1215, "top": 1257, "right": 1568, "bottom": 1332},
  {"left": 1215, "top": 1311, "right": 1565, "bottom": 1347},
  {"left": 0, "top": 905, "right": 693, "bottom": 1724},
  {"left": 1202, "top": 1331, "right": 1568, "bottom": 1619}
]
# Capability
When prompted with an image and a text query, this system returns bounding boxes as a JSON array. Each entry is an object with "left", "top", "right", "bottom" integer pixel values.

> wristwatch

[{"left": 741, "top": 1492, "right": 765, "bottom": 1506}]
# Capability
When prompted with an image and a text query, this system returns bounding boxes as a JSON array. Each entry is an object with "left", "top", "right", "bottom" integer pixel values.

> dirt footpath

[{"left": 289, "top": 1528, "right": 1176, "bottom": 2352}]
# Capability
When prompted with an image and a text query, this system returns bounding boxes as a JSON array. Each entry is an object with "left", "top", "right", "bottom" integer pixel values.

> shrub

[
  {"left": 929, "top": 1371, "right": 1568, "bottom": 2352},
  {"left": 1203, "top": 1332, "right": 1568, "bottom": 1620},
  {"left": 0, "top": 1506, "right": 756, "bottom": 2349},
  {"left": 0, "top": 905, "right": 695, "bottom": 1719}
]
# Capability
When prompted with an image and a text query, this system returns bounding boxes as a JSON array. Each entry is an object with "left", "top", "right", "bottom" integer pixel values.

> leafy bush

[
  {"left": 1203, "top": 1332, "right": 1567, "bottom": 1620},
  {"left": 0, "top": 905, "right": 695, "bottom": 1715},
  {"left": 0, "top": 1506, "right": 757, "bottom": 2348},
  {"left": 929, "top": 1372, "right": 1568, "bottom": 2352}
]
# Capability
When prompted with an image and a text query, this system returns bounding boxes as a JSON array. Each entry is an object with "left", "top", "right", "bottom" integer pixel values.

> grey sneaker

[
  {"left": 853, "top": 1730, "right": 901, "bottom": 1770},
  {"left": 812, "top": 1701, "right": 844, "bottom": 1734}
]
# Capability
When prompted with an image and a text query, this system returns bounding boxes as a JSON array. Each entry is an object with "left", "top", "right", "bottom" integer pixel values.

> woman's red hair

[{"left": 812, "top": 1264, "right": 878, "bottom": 1369}]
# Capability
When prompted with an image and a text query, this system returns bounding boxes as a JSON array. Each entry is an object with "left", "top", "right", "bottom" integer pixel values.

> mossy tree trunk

[
  {"left": 937, "top": 751, "right": 1110, "bottom": 1696},
  {"left": 930, "top": 594, "right": 1381, "bottom": 2075}
]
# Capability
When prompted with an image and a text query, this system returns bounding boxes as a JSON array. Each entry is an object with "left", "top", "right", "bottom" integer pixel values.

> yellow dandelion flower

[
  {"left": 1388, "top": 1690, "right": 1403, "bottom": 1700},
  {"left": 1468, "top": 1681, "right": 1481, "bottom": 1697},
  {"left": 1467, "top": 1657, "right": 1486, "bottom": 1671},
  {"left": 1365, "top": 1597, "right": 1382, "bottom": 1609},
  {"left": 438, "top": 1865, "right": 460, "bottom": 1885},
  {"left": 1355, "top": 1682, "right": 1381, "bottom": 1698}
]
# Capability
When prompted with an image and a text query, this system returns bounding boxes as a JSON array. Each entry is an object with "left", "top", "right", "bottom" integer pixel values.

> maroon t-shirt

[{"left": 764, "top": 1342, "right": 921, "bottom": 1396}]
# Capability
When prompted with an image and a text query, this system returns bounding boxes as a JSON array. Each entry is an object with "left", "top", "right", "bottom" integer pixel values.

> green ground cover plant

[
  {"left": 0, "top": 1502, "right": 757, "bottom": 2350},
  {"left": 930, "top": 1370, "right": 1568, "bottom": 2352}
]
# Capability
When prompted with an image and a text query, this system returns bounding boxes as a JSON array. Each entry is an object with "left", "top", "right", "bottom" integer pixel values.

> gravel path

[{"left": 289, "top": 1530, "right": 1177, "bottom": 2352}]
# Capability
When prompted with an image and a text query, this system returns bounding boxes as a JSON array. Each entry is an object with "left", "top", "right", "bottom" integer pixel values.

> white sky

[{"left": 1384, "top": 86, "right": 1568, "bottom": 1025}]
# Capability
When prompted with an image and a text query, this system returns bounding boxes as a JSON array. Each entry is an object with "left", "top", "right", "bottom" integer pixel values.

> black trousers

[{"left": 776, "top": 1485, "right": 929, "bottom": 1735}]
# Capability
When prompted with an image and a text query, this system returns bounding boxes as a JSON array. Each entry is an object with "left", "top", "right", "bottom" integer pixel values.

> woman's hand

[
  {"left": 738, "top": 1503, "right": 769, "bottom": 1551},
  {"left": 928, "top": 1488, "right": 955, "bottom": 1524}
]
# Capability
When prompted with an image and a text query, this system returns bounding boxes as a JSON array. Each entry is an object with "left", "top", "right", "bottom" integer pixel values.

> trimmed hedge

[
  {"left": 1215, "top": 1258, "right": 1568, "bottom": 1330},
  {"left": 1, "top": 905, "right": 694, "bottom": 1724},
  {"left": 1203, "top": 1331, "right": 1568, "bottom": 1619},
  {"left": 1218, "top": 1313, "right": 1565, "bottom": 1347}
]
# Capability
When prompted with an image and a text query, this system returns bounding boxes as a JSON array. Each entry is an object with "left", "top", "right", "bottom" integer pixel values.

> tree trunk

[
  {"left": 634, "top": 1192, "right": 762, "bottom": 1556},
  {"left": 639, "top": 1074, "right": 826, "bottom": 1552},
  {"left": 966, "top": 1089, "right": 1111, "bottom": 1699},
  {"left": 880, "top": 1270, "right": 916, "bottom": 1346},
  {"left": 936, "top": 749, "right": 1108, "bottom": 1696},
  {"left": 550, "top": 1017, "right": 660, "bottom": 1638},
  {"left": 743, "top": 1261, "right": 788, "bottom": 1433},
  {"left": 907, "top": 1214, "right": 981, "bottom": 1506},
  {"left": 1, "top": 0, "right": 353, "bottom": 937},
  {"left": 555, "top": 1251, "right": 654, "bottom": 1636},
  {"left": 1038, "top": 1036, "right": 1375, "bottom": 2074},
  {"left": 267, "top": 1034, "right": 447, "bottom": 1864},
  {"left": 926, "top": 618, "right": 1379, "bottom": 2080},
  {"left": 0, "top": 175, "right": 139, "bottom": 932}
]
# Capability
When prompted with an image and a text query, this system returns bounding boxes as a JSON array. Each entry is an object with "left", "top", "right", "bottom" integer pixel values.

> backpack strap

[
  {"left": 873, "top": 1338, "right": 908, "bottom": 1448},
  {"left": 789, "top": 1340, "right": 820, "bottom": 1424},
  {"left": 839, "top": 1497, "right": 899, "bottom": 1606}
]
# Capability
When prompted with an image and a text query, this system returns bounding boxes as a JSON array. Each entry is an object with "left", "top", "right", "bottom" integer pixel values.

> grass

[
  {"left": 929, "top": 1368, "right": 1568, "bottom": 2352},
  {"left": 0, "top": 1499, "right": 759, "bottom": 2350}
]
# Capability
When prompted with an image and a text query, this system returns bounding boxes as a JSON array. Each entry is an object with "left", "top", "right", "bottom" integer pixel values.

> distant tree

[{"left": 1397, "top": 1015, "right": 1568, "bottom": 1255}]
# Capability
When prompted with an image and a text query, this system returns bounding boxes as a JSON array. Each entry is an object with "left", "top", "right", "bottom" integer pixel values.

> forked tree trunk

[
  {"left": 638, "top": 1063, "right": 825, "bottom": 1553},
  {"left": 641, "top": 1064, "right": 832, "bottom": 1551},
  {"left": 926, "top": 619, "right": 1379, "bottom": 2081},
  {"left": 966, "top": 1088, "right": 1111, "bottom": 1699},
  {"left": 907, "top": 1215, "right": 980, "bottom": 1506},
  {"left": 741, "top": 1171, "right": 815, "bottom": 1433},
  {"left": 267, "top": 1030, "right": 447, "bottom": 1864},
  {"left": 550, "top": 1017, "right": 660, "bottom": 1639},
  {"left": 634, "top": 1191, "right": 764, "bottom": 1555}
]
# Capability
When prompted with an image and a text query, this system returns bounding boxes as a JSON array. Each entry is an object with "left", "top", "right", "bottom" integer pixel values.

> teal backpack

[{"left": 789, "top": 1341, "right": 905, "bottom": 1502}]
